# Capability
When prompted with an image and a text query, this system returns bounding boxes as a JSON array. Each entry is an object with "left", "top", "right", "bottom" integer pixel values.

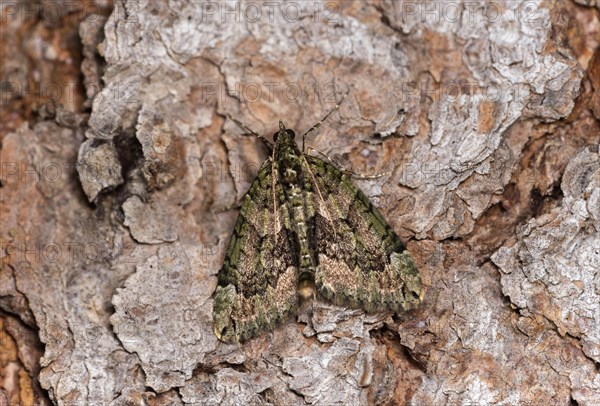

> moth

[{"left": 213, "top": 114, "right": 423, "bottom": 343}]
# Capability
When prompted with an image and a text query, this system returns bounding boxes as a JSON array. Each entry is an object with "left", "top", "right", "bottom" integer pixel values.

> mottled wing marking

[
  {"left": 213, "top": 159, "right": 298, "bottom": 343},
  {"left": 304, "top": 155, "right": 423, "bottom": 312}
]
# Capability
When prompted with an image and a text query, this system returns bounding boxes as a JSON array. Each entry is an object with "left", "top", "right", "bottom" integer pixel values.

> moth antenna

[
  {"left": 301, "top": 89, "right": 350, "bottom": 152},
  {"left": 307, "top": 147, "right": 390, "bottom": 179},
  {"left": 227, "top": 113, "right": 273, "bottom": 150}
]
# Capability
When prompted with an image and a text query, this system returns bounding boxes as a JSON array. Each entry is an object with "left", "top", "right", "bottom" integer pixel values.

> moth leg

[
  {"left": 227, "top": 114, "right": 273, "bottom": 151},
  {"left": 306, "top": 147, "right": 390, "bottom": 180},
  {"left": 300, "top": 90, "right": 349, "bottom": 152}
]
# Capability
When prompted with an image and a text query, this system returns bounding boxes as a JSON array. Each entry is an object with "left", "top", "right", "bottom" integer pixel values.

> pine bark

[{"left": 1, "top": 1, "right": 599, "bottom": 405}]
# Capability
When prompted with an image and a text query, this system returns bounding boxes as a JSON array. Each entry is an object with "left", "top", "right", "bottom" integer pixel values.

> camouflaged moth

[{"left": 213, "top": 115, "right": 423, "bottom": 343}]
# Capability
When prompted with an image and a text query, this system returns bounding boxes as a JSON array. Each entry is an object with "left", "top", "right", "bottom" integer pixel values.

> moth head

[{"left": 274, "top": 120, "right": 295, "bottom": 143}]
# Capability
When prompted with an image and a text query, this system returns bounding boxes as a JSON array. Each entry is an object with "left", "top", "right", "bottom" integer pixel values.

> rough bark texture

[{"left": 1, "top": 1, "right": 600, "bottom": 405}]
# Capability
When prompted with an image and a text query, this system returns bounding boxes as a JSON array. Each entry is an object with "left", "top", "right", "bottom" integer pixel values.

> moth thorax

[{"left": 297, "top": 278, "right": 316, "bottom": 300}]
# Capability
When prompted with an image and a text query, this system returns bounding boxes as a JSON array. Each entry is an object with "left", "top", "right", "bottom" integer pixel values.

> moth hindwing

[{"left": 213, "top": 121, "right": 423, "bottom": 343}]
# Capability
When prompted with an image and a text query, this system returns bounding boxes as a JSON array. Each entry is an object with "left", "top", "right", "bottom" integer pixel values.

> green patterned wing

[
  {"left": 303, "top": 154, "right": 423, "bottom": 313},
  {"left": 213, "top": 158, "right": 298, "bottom": 343}
]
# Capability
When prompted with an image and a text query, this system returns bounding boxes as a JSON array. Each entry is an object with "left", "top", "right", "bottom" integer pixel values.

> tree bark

[{"left": 1, "top": 1, "right": 599, "bottom": 405}]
